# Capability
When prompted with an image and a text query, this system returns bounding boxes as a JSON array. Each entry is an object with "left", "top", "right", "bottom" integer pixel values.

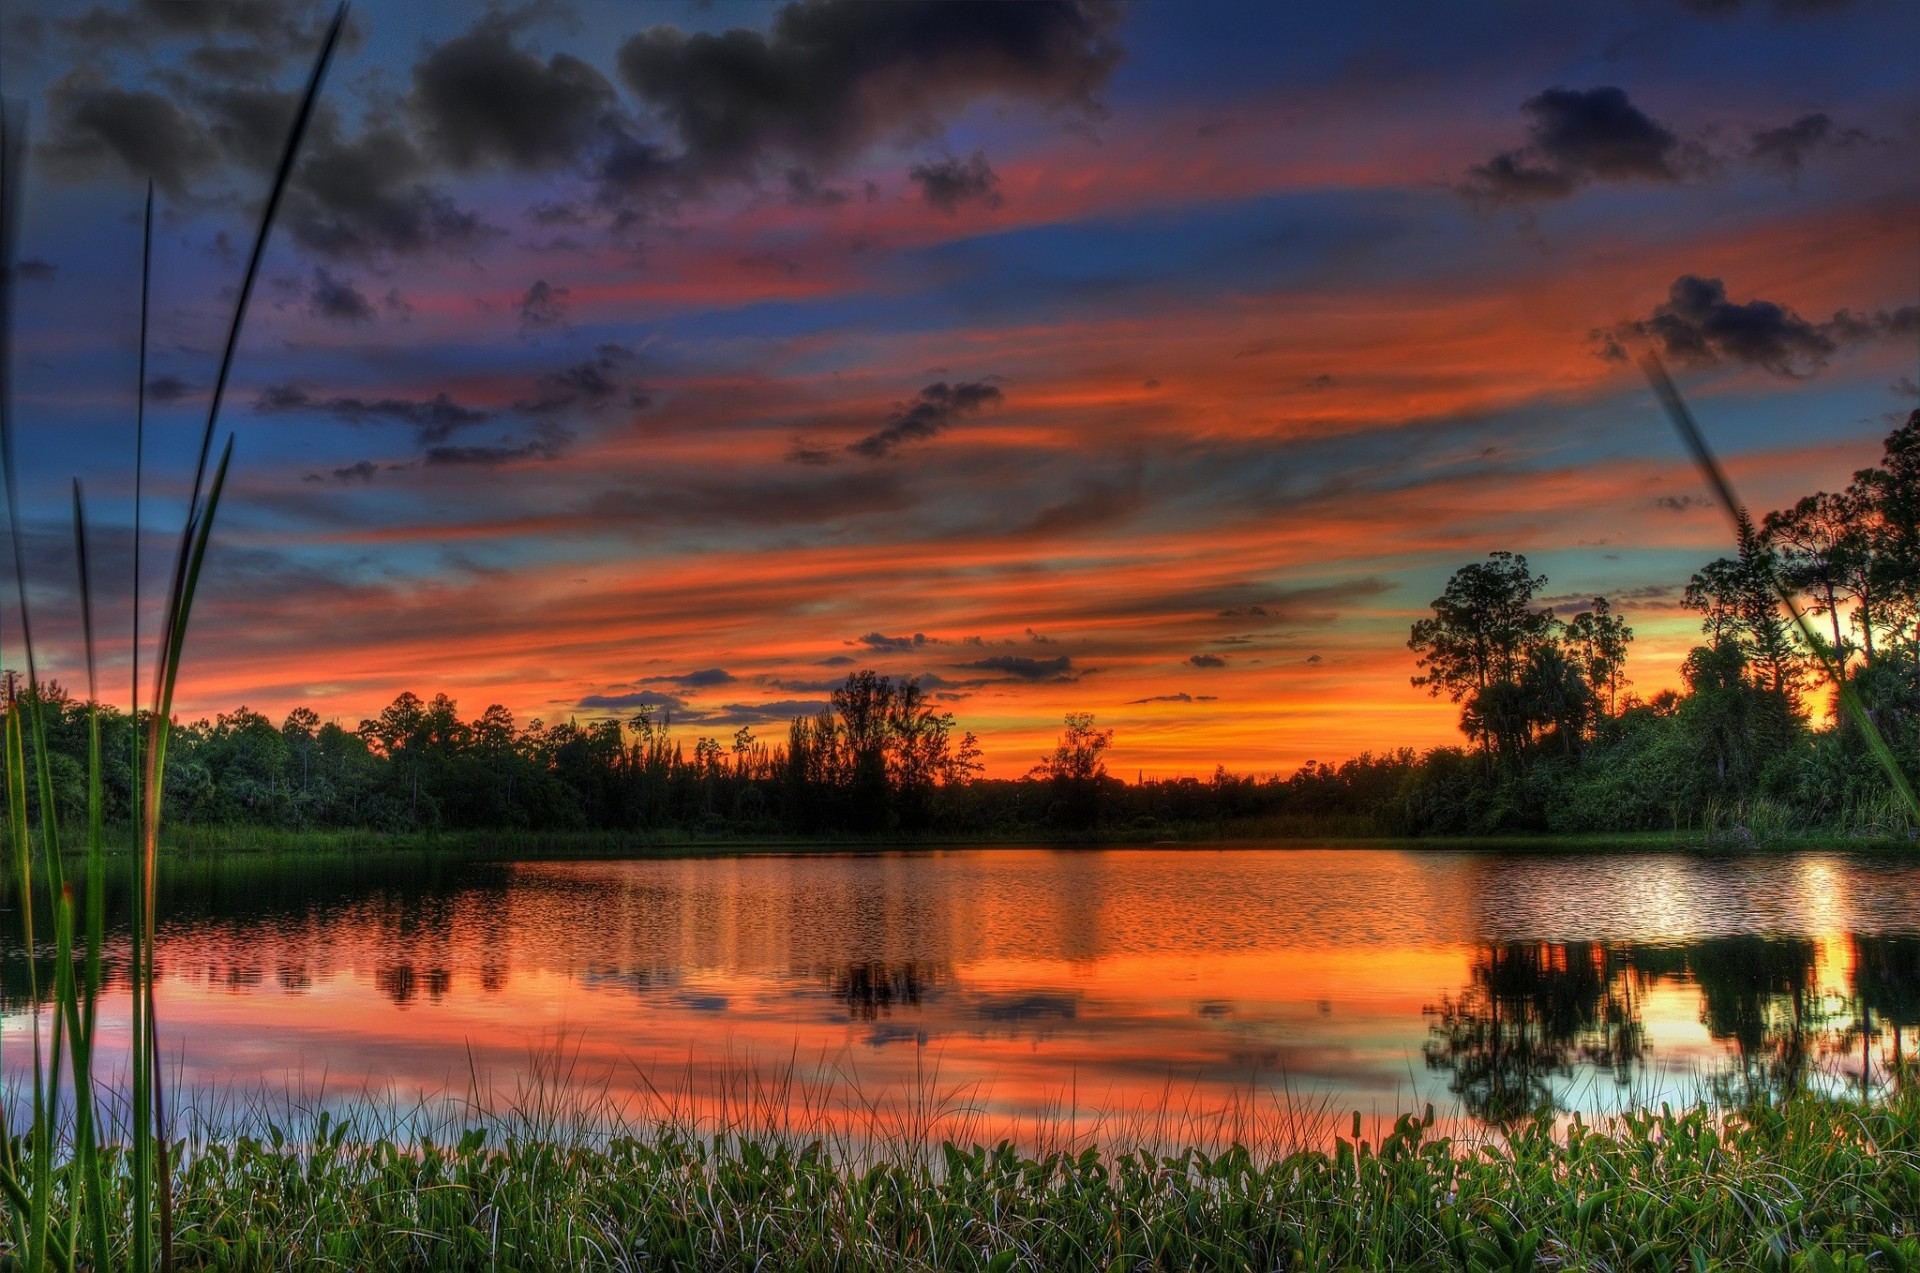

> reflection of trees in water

[
  {"left": 1838, "top": 934, "right": 1920, "bottom": 1092},
  {"left": 1426, "top": 934, "right": 1920, "bottom": 1121},
  {"left": 1685, "top": 936, "right": 1822, "bottom": 1104},
  {"left": 374, "top": 963, "right": 453, "bottom": 1007},
  {"left": 824, "top": 961, "right": 945, "bottom": 1021},
  {"left": 1424, "top": 941, "right": 1644, "bottom": 1124}
]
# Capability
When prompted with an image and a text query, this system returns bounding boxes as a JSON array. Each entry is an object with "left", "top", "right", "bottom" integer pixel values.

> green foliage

[{"left": 5, "top": 1085, "right": 1915, "bottom": 1270}]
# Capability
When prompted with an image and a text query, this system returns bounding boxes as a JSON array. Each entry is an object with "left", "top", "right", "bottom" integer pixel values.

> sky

[{"left": 0, "top": 0, "right": 1916, "bottom": 776}]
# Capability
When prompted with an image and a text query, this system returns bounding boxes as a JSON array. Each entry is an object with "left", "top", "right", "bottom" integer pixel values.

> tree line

[{"left": 5, "top": 409, "right": 1917, "bottom": 842}]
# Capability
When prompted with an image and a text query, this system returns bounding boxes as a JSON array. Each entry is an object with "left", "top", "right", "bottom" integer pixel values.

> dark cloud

[
  {"left": 818, "top": 655, "right": 856, "bottom": 666},
  {"left": 1305, "top": 654, "right": 1323, "bottom": 665},
  {"left": 308, "top": 266, "right": 375, "bottom": 323},
  {"left": 848, "top": 381, "right": 1002, "bottom": 459},
  {"left": 785, "top": 442, "right": 836, "bottom": 466},
  {"left": 40, "top": 72, "right": 220, "bottom": 195},
  {"left": 186, "top": 42, "right": 287, "bottom": 82},
  {"left": 1187, "top": 653, "right": 1226, "bottom": 669},
  {"left": 1678, "top": 0, "right": 1856, "bottom": 14},
  {"left": 1597, "top": 275, "right": 1918, "bottom": 378},
  {"left": 196, "top": 84, "right": 299, "bottom": 171},
  {"left": 408, "top": 13, "right": 617, "bottom": 171},
  {"left": 255, "top": 385, "right": 491, "bottom": 443},
  {"left": 15, "top": 259, "right": 56, "bottom": 282},
  {"left": 638, "top": 668, "right": 737, "bottom": 688},
  {"left": 302, "top": 459, "right": 379, "bottom": 485},
  {"left": 609, "top": 0, "right": 1121, "bottom": 200},
  {"left": 285, "top": 115, "right": 493, "bottom": 259},
  {"left": 516, "top": 345, "right": 641, "bottom": 414},
  {"left": 858, "top": 631, "right": 939, "bottom": 651},
  {"left": 953, "top": 654, "right": 1074, "bottom": 680},
  {"left": 147, "top": 374, "right": 193, "bottom": 402},
  {"left": 1460, "top": 86, "right": 1687, "bottom": 204},
  {"left": 1125, "top": 692, "right": 1217, "bottom": 705},
  {"left": 681, "top": 699, "right": 834, "bottom": 726},
  {"left": 1217, "top": 605, "right": 1268, "bottom": 619},
  {"left": 518, "top": 278, "right": 570, "bottom": 334},
  {"left": 780, "top": 167, "right": 850, "bottom": 208},
  {"left": 578, "top": 688, "right": 688, "bottom": 712},
  {"left": 423, "top": 424, "right": 571, "bottom": 467},
  {"left": 1747, "top": 112, "right": 1866, "bottom": 173},
  {"left": 908, "top": 150, "right": 1002, "bottom": 213},
  {"left": 1653, "top": 493, "right": 1710, "bottom": 512}
]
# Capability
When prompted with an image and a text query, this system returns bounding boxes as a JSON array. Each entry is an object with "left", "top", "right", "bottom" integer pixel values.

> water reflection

[
  {"left": 3, "top": 848, "right": 1918, "bottom": 1144},
  {"left": 1423, "top": 942, "right": 1644, "bottom": 1123}
]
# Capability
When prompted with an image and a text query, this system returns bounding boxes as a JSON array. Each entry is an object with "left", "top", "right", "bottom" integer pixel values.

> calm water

[{"left": 6, "top": 847, "right": 1919, "bottom": 1146}]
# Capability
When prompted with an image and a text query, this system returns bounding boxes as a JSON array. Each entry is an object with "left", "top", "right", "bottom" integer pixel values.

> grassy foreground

[{"left": 19, "top": 1088, "right": 1916, "bottom": 1271}]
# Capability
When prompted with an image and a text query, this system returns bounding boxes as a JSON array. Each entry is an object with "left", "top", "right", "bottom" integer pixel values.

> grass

[
  {"left": 0, "top": 12, "right": 345, "bottom": 1269},
  {"left": 2, "top": 1080, "right": 1908, "bottom": 1270}
]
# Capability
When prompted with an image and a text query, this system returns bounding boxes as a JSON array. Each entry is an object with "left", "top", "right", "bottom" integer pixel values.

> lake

[{"left": 6, "top": 847, "right": 1917, "bottom": 1149}]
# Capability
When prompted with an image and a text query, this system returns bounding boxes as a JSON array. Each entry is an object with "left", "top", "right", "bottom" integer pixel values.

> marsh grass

[
  {"left": 0, "top": 11, "right": 344, "bottom": 1268},
  {"left": 10, "top": 1061, "right": 1913, "bottom": 1270}
]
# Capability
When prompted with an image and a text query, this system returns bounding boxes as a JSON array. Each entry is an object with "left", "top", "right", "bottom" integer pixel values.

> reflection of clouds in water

[{"left": 6, "top": 849, "right": 1917, "bottom": 1145}]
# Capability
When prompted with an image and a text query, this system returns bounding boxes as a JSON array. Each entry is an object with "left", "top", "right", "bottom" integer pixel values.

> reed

[
  {"left": 14, "top": 1074, "right": 1917, "bottom": 1271},
  {"left": 0, "top": 10, "right": 343, "bottom": 1269}
]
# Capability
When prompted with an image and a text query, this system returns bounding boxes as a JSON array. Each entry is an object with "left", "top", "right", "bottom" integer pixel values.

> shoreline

[{"left": 117, "top": 823, "right": 1920, "bottom": 858}]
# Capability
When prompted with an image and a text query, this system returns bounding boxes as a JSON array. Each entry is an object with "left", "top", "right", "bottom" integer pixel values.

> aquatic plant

[{"left": 23, "top": 1081, "right": 1920, "bottom": 1270}]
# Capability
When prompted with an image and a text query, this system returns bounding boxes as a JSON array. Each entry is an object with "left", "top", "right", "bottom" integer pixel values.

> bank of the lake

[
  {"left": 81, "top": 1089, "right": 1920, "bottom": 1271},
  {"left": 134, "top": 822, "right": 1917, "bottom": 858}
]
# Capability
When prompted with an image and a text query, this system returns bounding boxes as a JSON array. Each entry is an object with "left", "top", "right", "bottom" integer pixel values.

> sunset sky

[{"left": 2, "top": 0, "right": 1917, "bottom": 775}]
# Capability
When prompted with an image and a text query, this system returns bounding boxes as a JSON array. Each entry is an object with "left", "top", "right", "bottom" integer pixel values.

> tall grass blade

[
  {"left": 71, "top": 481, "right": 113, "bottom": 1271},
  {"left": 134, "top": 12, "right": 346, "bottom": 1268},
  {"left": 1641, "top": 353, "right": 1920, "bottom": 822}
]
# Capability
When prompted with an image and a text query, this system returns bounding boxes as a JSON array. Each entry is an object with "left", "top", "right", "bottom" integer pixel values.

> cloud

[
  {"left": 1748, "top": 112, "right": 1865, "bottom": 173},
  {"left": 607, "top": 0, "right": 1121, "bottom": 201},
  {"left": 303, "top": 459, "right": 379, "bottom": 485},
  {"left": 682, "top": 699, "right": 834, "bottom": 726},
  {"left": 818, "top": 655, "right": 856, "bottom": 666},
  {"left": 518, "top": 278, "right": 570, "bottom": 334},
  {"left": 1460, "top": 86, "right": 1688, "bottom": 204},
  {"left": 1125, "top": 692, "right": 1218, "bottom": 705},
  {"left": 1678, "top": 0, "right": 1858, "bottom": 14},
  {"left": 147, "top": 374, "right": 194, "bottom": 402},
  {"left": 15, "top": 259, "right": 56, "bottom": 282},
  {"left": 848, "top": 381, "right": 1002, "bottom": 459},
  {"left": 780, "top": 167, "right": 850, "bottom": 208},
  {"left": 516, "top": 345, "right": 641, "bottom": 414},
  {"left": 785, "top": 442, "right": 836, "bottom": 466},
  {"left": 637, "top": 668, "right": 737, "bottom": 688},
  {"left": 1597, "top": 275, "right": 1918, "bottom": 378},
  {"left": 408, "top": 12, "right": 618, "bottom": 172},
  {"left": 59, "top": 0, "right": 350, "bottom": 72},
  {"left": 908, "top": 150, "right": 1002, "bottom": 213},
  {"left": 308, "top": 266, "right": 375, "bottom": 323},
  {"left": 953, "top": 654, "right": 1073, "bottom": 680},
  {"left": 422, "top": 424, "right": 571, "bottom": 467},
  {"left": 578, "top": 688, "right": 689, "bottom": 711},
  {"left": 1653, "top": 493, "right": 1710, "bottom": 511},
  {"left": 40, "top": 71, "right": 220, "bottom": 195},
  {"left": 256, "top": 384, "right": 491, "bottom": 443},
  {"left": 858, "top": 631, "right": 939, "bottom": 650},
  {"left": 285, "top": 114, "right": 493, "bottom": 259},
  {"left": 1187, "top": 653, "right": 1226, "bottom": 669}
]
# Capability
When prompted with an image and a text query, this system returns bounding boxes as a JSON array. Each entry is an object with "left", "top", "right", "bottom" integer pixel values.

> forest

[{"left": 8, "top": 407, "right": 1919, "bottom": 843}]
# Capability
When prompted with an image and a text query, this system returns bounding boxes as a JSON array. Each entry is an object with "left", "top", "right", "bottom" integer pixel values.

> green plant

[{"left": 0, "top": 11, "right": 344, "bottom": 1268}]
